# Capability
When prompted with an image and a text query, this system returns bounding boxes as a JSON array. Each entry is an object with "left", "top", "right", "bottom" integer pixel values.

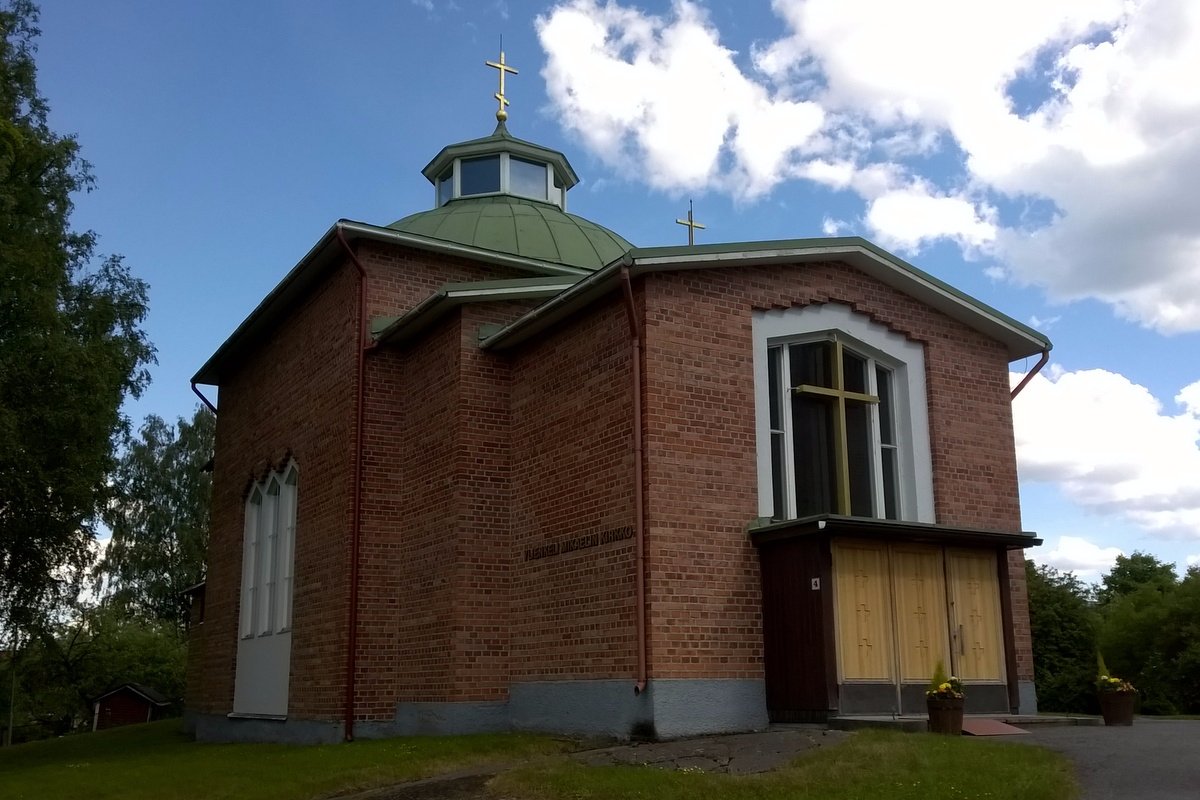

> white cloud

[
  {"left": 864, "top": 187, "right": 996, "bottom": 253},
  {"left": 1177, "top": 379, "right": 1200, "bottom": 416},
  {"left": 821, "top": 216, "right": 849, "bottom": 236},
  {"left": 1030, "top": 535, "right": 1123, "bottom": 581},
  {"left": 538, "top": 0, "right": 1200, "bottom": 331},
  {"left": 1013, "top": 367, "right": 1200, "bottom": 538},
  {"left": 536, "top": 0, "right": 824, "bottom": 200}
]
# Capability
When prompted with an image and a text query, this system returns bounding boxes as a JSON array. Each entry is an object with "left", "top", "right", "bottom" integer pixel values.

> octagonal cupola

[
  {"left": 419, "top": 50, "right": 579, "bottom": 211},
  {"left": 390, "top": 50, "right": 631, "bottom": 272},
  {"left": 421, "top": 120, "right": 579, "bottom": 211}
]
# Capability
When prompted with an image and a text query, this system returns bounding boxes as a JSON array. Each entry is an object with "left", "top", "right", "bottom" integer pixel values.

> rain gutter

[
  {"left": 333, "top": 223, "right": 376, "bottom": 742},
  {"left": 1010, "top": 349, "right": 1051, "bottom": 399}
]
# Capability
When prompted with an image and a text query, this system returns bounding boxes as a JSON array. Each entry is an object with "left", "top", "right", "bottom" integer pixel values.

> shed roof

[
  {"left": 93, "top": 683, "right": 170, "bottom": 707},
  {"left": 749, "top": 513, "right": 1043, "bottom": 549}
]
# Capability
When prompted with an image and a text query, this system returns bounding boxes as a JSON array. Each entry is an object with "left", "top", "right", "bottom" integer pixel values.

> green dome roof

[{"left": 389, "top": 195, "right": 632, "bottom": 272}]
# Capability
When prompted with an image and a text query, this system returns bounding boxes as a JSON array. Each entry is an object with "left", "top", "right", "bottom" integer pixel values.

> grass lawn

[
  {"left": 0, "top": 722, "right": 1078, "bottom": 800},
  {"left": 492, "top": 729, "right": 1079, "bottom": 800},
  {"left": 0, "top": 719, "right": 571, "bottom": 800}
]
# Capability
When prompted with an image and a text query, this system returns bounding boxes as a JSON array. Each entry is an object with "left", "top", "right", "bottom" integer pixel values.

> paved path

[{"left": 1018, "top": 718, "right": 1200, "bottom": 800}]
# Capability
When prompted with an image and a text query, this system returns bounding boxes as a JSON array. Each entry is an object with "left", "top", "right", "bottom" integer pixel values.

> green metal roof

[
  {"left": 372, "top": 276, "right": 577, "bottom": 346},
  {"left": 389, "top": 195, "right": 632, "bottom": 272},
  {"left": 480, "top": 236, "right": 1052, "bottom": 360},
  {"left": 192, "top": 219, "right": 590, "bottom": 386}
]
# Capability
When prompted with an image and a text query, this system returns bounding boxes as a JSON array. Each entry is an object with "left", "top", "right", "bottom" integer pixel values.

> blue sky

[{"left": 32, "top": 0, "right": 1200, "bottom": 579}]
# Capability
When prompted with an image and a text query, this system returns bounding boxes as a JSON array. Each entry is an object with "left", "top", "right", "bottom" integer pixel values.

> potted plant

[
  {"left": 926, "top": 660, "right": 964, "bottom": 735},
  {"left": 1096, "top": 653, "right": 1136, "bottom": 726}
]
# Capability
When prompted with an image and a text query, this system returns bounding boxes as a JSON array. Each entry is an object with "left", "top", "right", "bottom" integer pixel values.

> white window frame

[
  {"left": 433, "top": 154, "right": 566, "bottom": 210},
  {"left": 752, "top": 304, "right": 935, "bottom": 523},
  {"left": 239, "top": 462, "right": 298, "bottom": 639}
]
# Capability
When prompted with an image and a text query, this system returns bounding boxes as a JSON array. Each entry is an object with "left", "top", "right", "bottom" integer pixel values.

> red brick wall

[
  {"left": 357, "top": 314, "right": 459, "bottom": 717},
  {"left": 191, "top": 239, "right": 1037, "bottom": 725},
  {"left": 508, "top": 295, "right": 639, "bottom": 681},
  {"left": 639, "top": 262, "right": 1033, "bottom": 683},
  {"left": 187, "top": 259, "right": 358, "bottom": 719},
  {"left": 358, "top": 241, "right": 528, "bottom": 318},
  {"left": 190, "top": 238, "right": 546, "bottom": 723},
  {"left": 447, "top": 303, "right": 521, "bottom": 701}
]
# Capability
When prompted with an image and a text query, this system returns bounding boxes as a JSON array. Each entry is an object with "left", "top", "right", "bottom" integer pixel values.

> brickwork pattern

[
  {"left": 349, "top": 247, "right": 548, "bottom": 717},
  {"left": 508, "top": 294, "right": 639, "bottom": 681},
  {"left": 640, "top": 263, "right": 1034, "bottom": 683},
  {"left": 186, "top": 260, "right": 358, "bottom": 719},
  {"left": 190, "top": 240, "right": 550, "bottom": 723},
  {"left": 190, "top": 241, "right": 1039, "bottom": 727}
]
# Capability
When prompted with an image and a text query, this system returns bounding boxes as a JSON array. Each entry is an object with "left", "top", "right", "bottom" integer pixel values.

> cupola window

[
  {"left": 510, "top": 157, "right": 548, "bottom": 201},
  {"left": 460, "top": 155, "right": 501, "bottom": 196},
  {"left": 436, "top": 167, "right": 454, "bottom": 206}
]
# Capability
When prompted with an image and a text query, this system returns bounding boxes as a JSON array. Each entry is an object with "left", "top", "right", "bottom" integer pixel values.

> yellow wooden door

[
  {"left": 834, "top": 542, "right": 894, "bottom": 681},
  {"left": 947, "top": 550, "right": 1006, "bottom": 682},
  {"left": 891, "top": 546, "right": 951, "bottom": 683}
]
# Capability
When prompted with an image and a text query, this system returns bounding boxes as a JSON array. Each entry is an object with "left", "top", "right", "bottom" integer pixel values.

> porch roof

[{"left": 749, "top": 514, "right": 1042, "bottom": 549}]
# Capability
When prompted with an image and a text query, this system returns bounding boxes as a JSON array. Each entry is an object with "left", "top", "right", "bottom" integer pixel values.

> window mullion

[
  {"left": 781, "top": 348, "right": 797, "bottom": 520},
  {"left": 867, "top": 360, "right": 887, "bottom": 518},
  {"left": 832, "top": 340, "right": 852, "bottom": 515}
]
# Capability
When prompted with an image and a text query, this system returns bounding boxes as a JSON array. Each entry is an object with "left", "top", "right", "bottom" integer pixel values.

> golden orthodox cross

[
  {"left": 485, "top": 49, "right": 519, "bottom": 122},
  {"left": 675, "top": 199, "right": 706, "bottom": 245}
]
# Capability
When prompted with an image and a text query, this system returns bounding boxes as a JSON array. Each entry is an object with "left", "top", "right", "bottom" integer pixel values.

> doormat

[{"left": 961, "top": 718, "right": 1029, "bottom": 736}]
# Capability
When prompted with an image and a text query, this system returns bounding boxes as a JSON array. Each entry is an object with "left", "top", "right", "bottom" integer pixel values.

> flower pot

[
  {"left": 927, "top": 696, "right": 964, "bottom": 735},
  {"left": 1098, "top": 691, "right": 1135, "bottom": 726}
]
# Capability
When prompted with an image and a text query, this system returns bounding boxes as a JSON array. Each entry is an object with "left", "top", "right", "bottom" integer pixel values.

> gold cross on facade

[
  {"left": 485, "top": 49, "right": 519, "bottom": 122},
  {"left": 675, "top": 199, "right": 706, "bottom": 245}
]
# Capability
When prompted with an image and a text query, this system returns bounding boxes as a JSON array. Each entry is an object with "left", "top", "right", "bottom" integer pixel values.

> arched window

[
  {"left": 234, "top": 461, "right": 298, "bottom": 718},
  {"left": 753, "top": 304, "right": 934, "bottom": 523},
  {"left": 239, "top": 463, "right": 298, "bottom": 639}
]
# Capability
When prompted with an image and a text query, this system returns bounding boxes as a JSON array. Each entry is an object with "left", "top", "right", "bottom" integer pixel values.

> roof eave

[
  {"left": 374, "top": 277, "right": 577, "bottom": 347},
  {"left": 481, "top": 238, "right": 1051, "bottom": 360},
  {"left": 192, "top": 220, "right": 590, "bottom": 386}
]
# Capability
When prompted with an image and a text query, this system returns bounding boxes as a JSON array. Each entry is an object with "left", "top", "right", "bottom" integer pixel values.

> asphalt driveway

[{"left": 1019, "top": 718, "right": 1200, "bottom": 800}]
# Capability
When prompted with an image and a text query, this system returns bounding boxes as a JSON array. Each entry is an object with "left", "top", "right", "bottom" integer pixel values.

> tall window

[
  {"left": 753, "top": 304, "right": 935, "bottom": 524},
  {"left": 767, "top": 336, "right": 899, "bottom": 520},
  {"left": 240, "top": 463, "right": 297, "bottom": 638}
]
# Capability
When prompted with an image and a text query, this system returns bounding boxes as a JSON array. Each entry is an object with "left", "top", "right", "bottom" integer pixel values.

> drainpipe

[
  {"left": 335, "top": 224, "right": 371, "bottom": 741},
  {"left": 1010, "top": 349, "right": 1050, "bottom": 399},
  {"left": 191, "top": 382, "right": 218, "bottom": 416},
  {"left": 619, "top": 266, "right": 648, "bottom": 696}
]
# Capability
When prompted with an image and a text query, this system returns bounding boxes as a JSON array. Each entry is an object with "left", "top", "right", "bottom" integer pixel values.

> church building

[{"left": 184, "top": 54, "right": 1048, "bottom": 743}]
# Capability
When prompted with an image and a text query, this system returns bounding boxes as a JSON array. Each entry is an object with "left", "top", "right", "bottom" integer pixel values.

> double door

[{"left": 833, "top": 541, "right": 1005, "bottom": 713}]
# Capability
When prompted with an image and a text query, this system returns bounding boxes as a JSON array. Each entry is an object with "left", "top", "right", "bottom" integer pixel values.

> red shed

[{"left": 92, "top": 683, "right": 170, "bottom": 731}]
